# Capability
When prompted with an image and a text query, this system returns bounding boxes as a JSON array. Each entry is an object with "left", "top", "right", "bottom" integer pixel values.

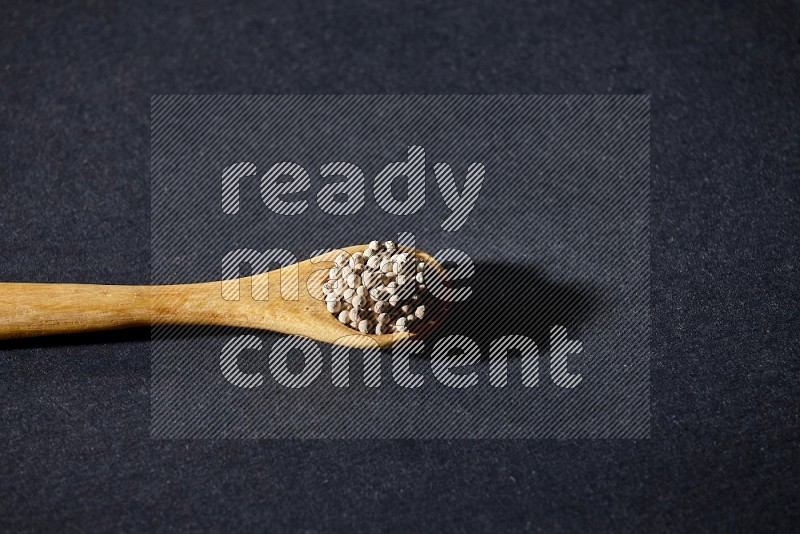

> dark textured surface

[{"left": 1, "top": 0, "right": 798, "bottom": 531}]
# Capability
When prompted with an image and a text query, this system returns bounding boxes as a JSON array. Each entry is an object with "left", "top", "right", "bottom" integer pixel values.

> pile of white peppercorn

[{"left": 323, "top": 240, "right": 429, "bottom": 335}]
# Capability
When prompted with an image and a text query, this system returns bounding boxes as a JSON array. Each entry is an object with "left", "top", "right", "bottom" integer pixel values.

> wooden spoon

[{"left": 0, "top": 245, "right": 446, "bottom": 348}]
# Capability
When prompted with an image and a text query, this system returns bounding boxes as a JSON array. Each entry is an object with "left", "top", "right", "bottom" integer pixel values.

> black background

[{"left": 1, "top": 0, "right": 797, "bottom": 531}]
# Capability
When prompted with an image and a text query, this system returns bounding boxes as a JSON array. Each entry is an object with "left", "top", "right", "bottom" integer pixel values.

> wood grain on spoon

[{"left": 0, "top": 245, "right": 445, "bottom": 348}]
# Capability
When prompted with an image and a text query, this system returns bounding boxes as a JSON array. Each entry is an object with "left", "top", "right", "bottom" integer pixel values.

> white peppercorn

[
  {"left": 399, "top": 259, "right": 416, "bottom": 276},
  {"left": 369, "top": 286, "right": 385, "bottom": 300},
  {"left": 362, "top": 271, "right": 378, "bottom": 288},
  {"left": 358, "top": 319, "right": 372, "bottom": 334},
  {"left": 338, "top": 310, "right": 349, "bottom": 323},
  {"left": 327, "top": 300, "right": 341, "bottom": 313},
  {"left": 349, "top": 255, "right": 363, "bottom": 270},
  {"left": 346, "top": 273, "right": 361, "bottom": 288}
]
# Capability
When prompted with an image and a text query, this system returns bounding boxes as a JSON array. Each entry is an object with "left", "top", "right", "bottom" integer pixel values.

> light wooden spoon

[{"left": 0, "top": 245, "right": 446, "bottom": 348}]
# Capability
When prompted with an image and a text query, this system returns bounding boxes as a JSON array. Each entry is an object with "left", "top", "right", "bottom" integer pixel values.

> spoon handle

[
  {"left": 0, "top": 283, "right": 156, "bottom": 339},
  {"left": 0, "top": 277, "right": 317, "bottom": 340}
]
